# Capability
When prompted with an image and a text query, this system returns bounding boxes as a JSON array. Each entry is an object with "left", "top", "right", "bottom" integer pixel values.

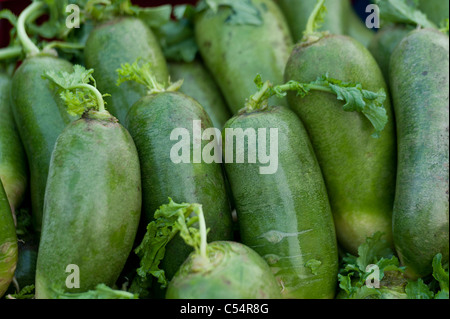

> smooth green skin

[
  {"left": 195, "top": 0, "right": 293, "bottom": 114},
  {"left": 285, "top": 35, "right": 397, "bottom": 256},
  {"left": 223, "top": 106, "right": 339, "bottom": 299},
  {"left": 344, "top": 0, "right": 375, "bottom": 48},
  {"left": 368, "top": 24, "right": 412, "bottom": 83},
  {"left": 418, "top": 0, "right": 449, "bottom": 27},
  {"left": 0, "top": 73, "right": 27, "bottom": 211},
  {"left": 126, "top": 92, "right": 233, "bottom": 282},
  {"left": 84, "top": 17, "right": 169, "bottom": 125},
  {"left": 10, "top": 55, "right": 76, "bottom": 233},
  {"left": 389, "top": 29, "right": 449, "bottom": 279},
  {"left": 0, "top": 180, "right": 18, "bottom": 298},
  {"left": 166, "top": 241, "right": 281, "bottom": 299},
  {"left": 276, "top": 0, "right": 346, "bottom": 43},
  {"left": 168, "top": 60, "right": 231, "bottom": 130},
  {"left": 35, "top": 114, "right": 142, "bottom": 299}
]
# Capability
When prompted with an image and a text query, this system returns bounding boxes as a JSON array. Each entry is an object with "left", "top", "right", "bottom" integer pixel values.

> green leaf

[
  {"left": 375, "top": 0, "right": 437, "bottom": 28},
  {"left": 337, "top": 232, "right": 408, "bottom": 299},
  {"left": 197, "top": 0, "right": 263, "bottom": 26},
  {"left": 432, "top": 253, "right": 449, "bottom": 299},
  {"left": 406, "top": 278, "right": 434, "bottom": 299},
  {"left": 355, "top": 232, "right": 393, "bottom": 271},
  {"left": 54, "top": 284, "right": 138, "bottom": 299},
  {"left": 43, "top": 64, "right": 107, "bottom": 115},
  {"left": 6, "top": 285, "right": 35, "bottom": 299},
  {"left": 320, "top": 76, "right": 388, "bottom": 138}
]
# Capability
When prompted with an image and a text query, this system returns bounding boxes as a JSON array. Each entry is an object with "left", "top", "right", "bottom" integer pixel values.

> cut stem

[{"left": 17, "top": 1, "right": 44, "bottom": 56}]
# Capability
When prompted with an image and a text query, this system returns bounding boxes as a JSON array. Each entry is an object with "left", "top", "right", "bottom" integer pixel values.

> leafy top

[
  {"left": 130, "top": 199, "right": 209, "bottom": 297},
  {"left": 43, "top": 64, "right": 110, "bottom": 116},
  {"left": 116, "top": 58, "right": 183, "bottom": 95}
]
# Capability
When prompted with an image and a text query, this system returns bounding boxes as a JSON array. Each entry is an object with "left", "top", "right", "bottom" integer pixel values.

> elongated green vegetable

[
  {"left": 84, "top": 17, "right": 169, "bottom": 125},
  {"left": 195, "top": 0, "right": 293, "bottom": 113},
  {"left": 10, "top": 2, "right": 77, "bottom": 232},
  {"left": 117, "top": 60, "right": 233, "bottom": 293},
  {"left": 390, "top": 28, "right": 449, "bottom": 279},
  {"left": 276, "top": 0, "right": 346, "bottom": 42},
  {"left": 0, "top": 179, "right": 18, "bottom": 298},
  {"left": 168, "top": 60, "right": 231, "bottom": 129},
  {"left": 0, "top": 72, "right": 27, "bottom": 212},
  {"left": 223, "top": 76, "right": 357, "bottom": 299},
  {"left": 284, "top": 0, "right": 396, "bottom": 255},
  {"left": 35, "top": 65, "right": 142, "bottom": 299}
]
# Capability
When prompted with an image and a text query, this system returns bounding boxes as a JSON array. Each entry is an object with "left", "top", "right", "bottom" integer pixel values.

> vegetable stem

[
  {"left": 245, "top": 80, "right": 271, "bottom": 112},
  {"left": 196, "top": 206, "right": 208, "bottom": 260},
  {"left": 17, "top": 1, "right": 43, "bottom": 56},
  {"left": 43, "top": 41, "right": 85, "bottom": 52},
  {"left": 0, "top": 46, "right": 22, "bottom": 60}
]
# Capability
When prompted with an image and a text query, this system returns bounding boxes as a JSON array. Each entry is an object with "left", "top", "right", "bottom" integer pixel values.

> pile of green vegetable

[{"left": 0, "top": 0, "right": 448, "bottom": 300}]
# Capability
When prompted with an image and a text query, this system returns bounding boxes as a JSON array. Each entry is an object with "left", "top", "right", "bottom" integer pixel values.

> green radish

[
  {"left": 222, "top": 83, "right": 338, "bottom": 299},
  {"left": 368, "top": 24, "right": 412, "bottom": 82},
  {"left": 84, "top": 16, "right": 169, "bottom": 125},
  {"left": 35, "top": 65, "right": 142, "bottom": 299},
  {"left": 10, "top": 2, "right": 78, "bottom": 232},
  {"left": 116, "top": 60, "right": 233, "bottom": 292},
  {"left": 194, "top": 0, "right": 293, "bottom": 113},
  {"left": 284, "top": 0, "right": 396, "bottom": 255},
  {"left": 0, "top": 179, "right": 18, "bottom": 298},
  {"left": 134, "top": 199, "right": 281, "bottom": 299},
  {"left": 168, "top": 61, "right": 231, "bottom": 129},
  {"left": 276, "top": 0, "right": 346, "bottom": 42},
  {"left": 418, "top": 0, "right": 449, "bottom": 27},
  {"left": 389, "top": 28, "right": 449, "bottom": 279},
  {"left": 0, "top": 72, "right": 27, "bottom": 212}
]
